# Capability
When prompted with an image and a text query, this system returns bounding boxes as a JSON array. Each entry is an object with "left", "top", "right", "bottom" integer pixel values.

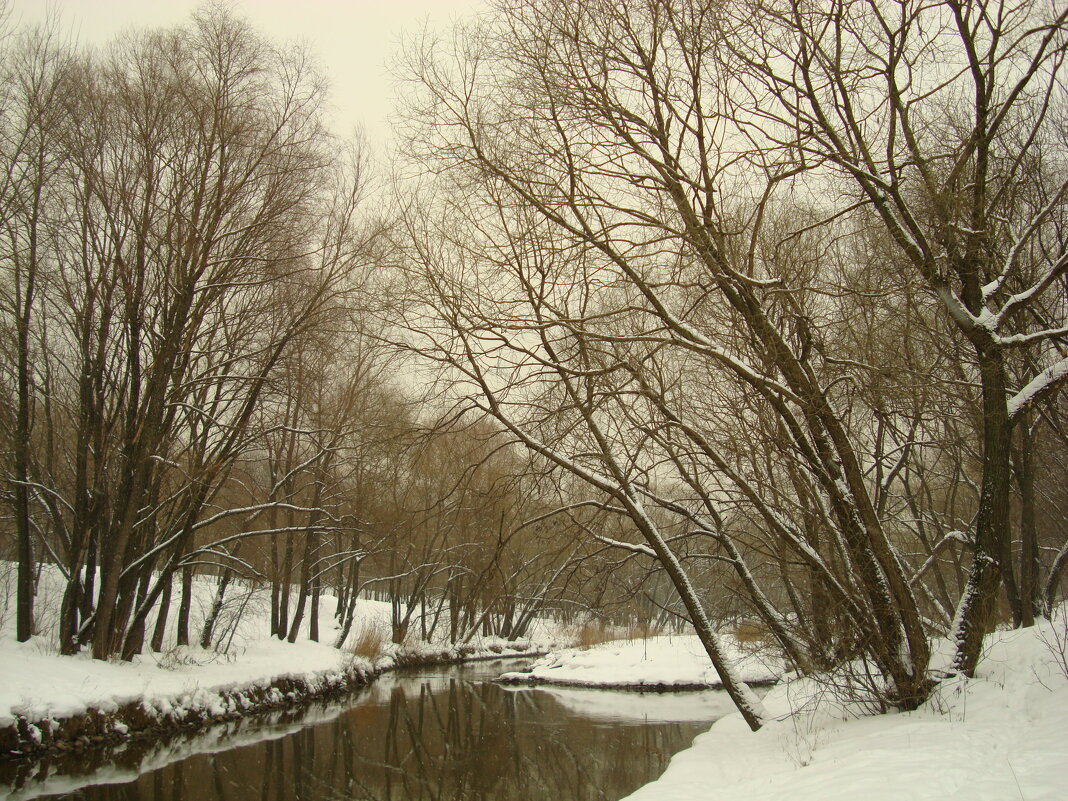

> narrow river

[{"left": 2, "top": 659, "right": 737, "bottom": 801}]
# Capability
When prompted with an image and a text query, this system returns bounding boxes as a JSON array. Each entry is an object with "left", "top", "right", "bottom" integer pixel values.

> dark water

[{"left": 1, "top": 659, "right": 733, "bottom": 801}]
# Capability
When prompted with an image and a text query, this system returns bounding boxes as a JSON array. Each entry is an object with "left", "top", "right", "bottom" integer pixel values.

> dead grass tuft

[
  {"left": 624, "top": 620, "right": 662, "bottom": 640},
  {"left": 734, "top": 620, "right": 772, "bottom": 649},
  {"left": 573, "top": 620, "right": 613, "bottom": 649},
  {"left": 349, "top": 620, "right": 387, "bottom": 661}
]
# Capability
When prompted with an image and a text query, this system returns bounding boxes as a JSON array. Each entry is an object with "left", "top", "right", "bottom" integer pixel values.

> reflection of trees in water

[
  {"left": 311, "top": 677, "right": 691, "bottom": 801},
  {"left": 5, "top": 672, "right": 706, "bottom": 801}
]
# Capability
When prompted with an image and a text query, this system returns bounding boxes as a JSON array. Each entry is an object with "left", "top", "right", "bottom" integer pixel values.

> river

[{"left": 1, "top": 658, "right": 738, "bottom": 801}]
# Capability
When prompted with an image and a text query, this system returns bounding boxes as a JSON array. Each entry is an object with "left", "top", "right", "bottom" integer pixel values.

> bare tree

[
  {"left": 1, "top": 6, "right": 378, "bottom": 660},
  {"left": 0, "top": 20, "right": 73, "bottom": 642}
]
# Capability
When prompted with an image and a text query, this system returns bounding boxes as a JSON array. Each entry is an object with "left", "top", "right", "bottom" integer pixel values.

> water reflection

[{"left": 1, "top": 660, "right": 720, "bottom": 801}]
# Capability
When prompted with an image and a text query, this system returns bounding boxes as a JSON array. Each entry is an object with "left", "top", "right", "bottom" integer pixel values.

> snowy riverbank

[
  {"left": 0, "top": 635, "right": 362, "bottom": 733},
  {"left": 0, "top": 631, "right": 542, "bottom": 756},
  {"left": 623, "top": 618, "right": 1068, "bottom": 801},
  {"left": 0, "top": 628, "right": 542, "bottom": 757},
  {"left": 0, "top": 565, "right": 552, "bottom": 757},
  {"left": 497, "top": 634, "right": 782, "bottom": 689}
]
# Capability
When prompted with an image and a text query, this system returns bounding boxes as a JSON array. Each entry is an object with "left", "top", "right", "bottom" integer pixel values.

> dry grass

[
  {"left": 573, "top": 620, "right": 614, "bottom": 649},
  {"left": 733, "top": 619, "right": 772, "bottom": 650},
  {"left": 624, "top": 620, "right": 663, "bottom": 640},
  {"left": 570, "top": 619, "right": 663, "bottom": 649},
  {"left": 349, "top": 620, "right": 387, "bottom": 661}
]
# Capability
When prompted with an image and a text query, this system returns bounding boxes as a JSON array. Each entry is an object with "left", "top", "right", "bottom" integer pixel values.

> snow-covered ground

[
  {"left": 623, "top": 618, "right": 1068, "bottom": 801},
  {"left": 498, "top": 634, "right": 782, "bottom": 688}
]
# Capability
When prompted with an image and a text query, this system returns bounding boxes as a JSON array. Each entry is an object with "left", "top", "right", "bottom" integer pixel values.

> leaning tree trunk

[
  {"left": 623, "top": 493, "right": 766, "bottom": 732},
  {"left": 200, "top": 567, "right": 234, "bottom": 649},
  {"left": 150, "top": 574, "right": 173, "bottom": 652}
]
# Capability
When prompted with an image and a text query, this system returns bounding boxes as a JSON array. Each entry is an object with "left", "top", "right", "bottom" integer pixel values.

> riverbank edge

[
  {"left": 0, "top": 642, "right": 544, "bottom": 760},
  {"left": 494, "top": 674, "right": 780, "bottom": 692}
]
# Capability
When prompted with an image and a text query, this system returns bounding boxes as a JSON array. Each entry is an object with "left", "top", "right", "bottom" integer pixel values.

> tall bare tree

[
  {"left": 0, "top": 20, "right": 73, "bottom": 642},
  {"left": 1, "top": 6, "right": 378, "bottom": 659}
]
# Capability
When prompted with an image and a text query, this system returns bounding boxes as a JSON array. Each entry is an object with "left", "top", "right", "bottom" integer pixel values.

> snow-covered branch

[{"left": 1007, "top": 358, "right": 1068, "bottom": 420}]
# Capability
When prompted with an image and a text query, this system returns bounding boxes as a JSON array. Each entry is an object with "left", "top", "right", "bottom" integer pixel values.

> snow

[
  {"left": 622, "top": 618, "right": 1068, "bottom": 801},
  {"left": 497, "top": 634, "right": 782, "bottom": 689}
]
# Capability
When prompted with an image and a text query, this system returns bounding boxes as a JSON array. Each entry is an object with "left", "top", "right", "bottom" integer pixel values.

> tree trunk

[
  {"left": 12, "top": 152, "right": 44, "bottom": 644},
  {"left": 1014, "top": 419, "right": 1040, "bottom": 626},
  {"left": 200, "top": 568, "right": 234, "bottom": 649},
  {"left": 278, "top": 533, "right": 294, "bottom": 639},
  {"left": 58, "top": 574, "right": 83, "bottom": 655},
  {"left": 78, "top": 539, "right": 97, "bottom": 647},
  {"left": 175, "top": 564, "right": 194, "bottom": 647},
  {"left": 1043, "top": 541, "right": 1068, "bottom": 615},
  {"left": 334, "top": 567, "right": 363, "bottom": 649},
  {"left": 119, "top": 569, "right": 154, "bottom": 660},
  {"left": 91, "top": 466, "right": 149, "bottom": 659},
  {"left": 309, "top": 567, "right": 321, "bottom": 642},
  {"left": 14, "top": 326, "right": 35, "bottom": 643},
  {"left": 287, "top": 530, "right": 316, "bottom": 643},
  {"left": 270, "top": 532, "right": 281, "bottom": 637},
  {"left": 151, "top": 574, "right": 172, "bottom": 652},
  {"left": 611, "top": 487, "right": 766, "bottom": 731},
  {"left": 953, "top": 349, "right": 1012, "bottom": 675}
]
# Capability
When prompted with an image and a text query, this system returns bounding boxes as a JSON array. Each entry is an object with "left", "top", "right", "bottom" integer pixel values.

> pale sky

[{"left": 8, "top": 0, "right": 484, "bottom": 147}]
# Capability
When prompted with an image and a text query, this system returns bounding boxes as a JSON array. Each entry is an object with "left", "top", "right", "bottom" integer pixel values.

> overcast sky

[{"left": 8, "top": 0, "right": 484, "bottom": 147}]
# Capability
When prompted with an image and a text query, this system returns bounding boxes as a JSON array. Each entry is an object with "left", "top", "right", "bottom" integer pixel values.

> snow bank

[
  {"left": 0, "top": 635, "right": 365, "bottom": 730},
  {"left": 497, "top": 634, "right": 782, "bottom": 689},
  {"left": 623, "top": 619, "right": 1068, "bottom": 801}
]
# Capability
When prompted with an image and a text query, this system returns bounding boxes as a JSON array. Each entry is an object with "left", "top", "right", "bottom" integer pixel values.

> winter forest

[{"left": 1, "top": 0, "right": 1067, "bottom": 798}]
